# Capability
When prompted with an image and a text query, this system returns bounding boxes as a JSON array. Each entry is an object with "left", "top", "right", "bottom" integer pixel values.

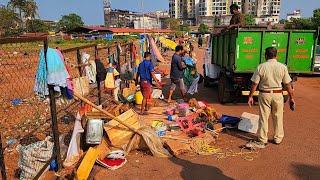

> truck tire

[
  {"left": 218, "top": 74, "right": 232, "bottom": 104},
  {"left": 204, "top": 76, "right": 210, "bottom": 87}
]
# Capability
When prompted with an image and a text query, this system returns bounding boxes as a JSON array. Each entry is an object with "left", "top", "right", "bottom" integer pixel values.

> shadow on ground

[
  {"left": 170, "top": 157, "right": 234, "bottom": 180},
  {"left": 292, "top": 163, "right": 320, "bottom": 180}
]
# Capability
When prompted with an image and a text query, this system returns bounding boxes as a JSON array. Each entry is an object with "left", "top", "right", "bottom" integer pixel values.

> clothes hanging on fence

[
  {"left": 105, "top": 65, "right": 120, "bottom": 90},
  {"left": 81, "top": 53, "right": 97, "bottom": 84},
  {"left": 183, "top": 57, "right": 200, "bottom": 95},
  {"left": 34, "top": 48, "right": 70, "bottom": 100},
  {"left": 95, "top": 59, "right": 107, "bottom": 82},
  {"left": 56, "top": 49, "right": 73, "bottom": 99}
]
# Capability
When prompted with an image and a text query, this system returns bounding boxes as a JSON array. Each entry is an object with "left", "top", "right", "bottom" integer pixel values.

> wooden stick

[
  {"left": 126, "top": 134, "right": 140, "bottom": 154},
  {"left": 73, "top": 92, "right": 141, "bottom": 135},
  {"left": 161, "top": 136, "right": 191, "bottom": 142}
]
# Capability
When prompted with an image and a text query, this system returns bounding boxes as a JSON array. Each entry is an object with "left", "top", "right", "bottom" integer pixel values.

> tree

[
  {"left": 279, "top": 19, "right": 286, "bottom": 24},
  {"left": 165, "top": 18, "right": 180, "bottom": 31},
  {"left": 0, "top": 7, "right": 20, "bottom": 36},
  {"left": 23, "top": 0, "right": 38, "bottom": 32},
  {"left": 26, "top": 19, "right": 49, "bottom": 32},
  {"left": 285, "top": 18, "right": 313, "bottom": 30},
  {"left": 179, "top": 24, "right": 190, "bottom": 33},
  {"left": 312, "top": 8, "right": 320, "bottom": 29},
  {"left": 8, "top": 0, "right": 26, "bottom": 22},
  {"left": 57, "top": 13, "right": 84, "bottom": 32},
  {"left": 23, "top": 0, "right": 38, "bottom": 20},
  {"left": 198, "top": 23, "right": 209, "bottom": 34},
  {"left": 244, "top": 14, "right": 255, "bottom": 26}
]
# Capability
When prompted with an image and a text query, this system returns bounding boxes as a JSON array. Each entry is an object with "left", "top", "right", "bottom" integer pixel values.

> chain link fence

[{"left": 0, "top": 36, "right": 135, "bottom": 179}]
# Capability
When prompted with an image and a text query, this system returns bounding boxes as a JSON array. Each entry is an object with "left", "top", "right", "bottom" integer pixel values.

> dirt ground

[{"left": 91, "top": 45, "right": 320, "bottom": 180}]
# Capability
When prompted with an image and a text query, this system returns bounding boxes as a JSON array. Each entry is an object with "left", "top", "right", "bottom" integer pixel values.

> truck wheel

[
  {"left": 218, "top": 74, "right": 231, "bottom": 104},
  {"left": 204, "top": 76, "right": 210, "bottom": 87}
]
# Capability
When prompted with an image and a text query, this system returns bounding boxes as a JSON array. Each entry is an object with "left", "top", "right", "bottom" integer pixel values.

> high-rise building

[
  {"left": 255, "top": 0, "right": 281, "bottom": 24},
  {"left": 169, "top": 0, "right": 199, "bottom": 25},
  {"left": 169, "top": 0, "right": 281, "bottom": 25}
]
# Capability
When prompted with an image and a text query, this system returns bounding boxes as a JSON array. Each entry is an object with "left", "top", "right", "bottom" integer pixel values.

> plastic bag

[
  {"left": 18, "top": 139, "right": 54, "bottom": 180},
  {"left": 218, "top": 115, "right": 241, "bottom": 126},
  {"left": 138, "top": 126, "right": 172, "bottom": 158}
]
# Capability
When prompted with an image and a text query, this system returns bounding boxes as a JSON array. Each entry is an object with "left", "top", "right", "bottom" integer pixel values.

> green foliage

[
  {"left": 244, "top": 14, "right": 255, "bottom": 26},
  {"left": 57, "top": 13, "right": 84, "bottom": 32},
  {"left": 198, "top": 23, "right": 209, "bottom": 34},
  {"left": 214, "top": 18, "right": 221, "bottom": 26},
  {"left": 175, "top": 30, "right": 184, "bottom": 37},
  {"left": 284, "top": 8, "right": 320, "bottom": 30},
  {"left": 26, "top": 19, "right": 49, "bottom": 32},
  {"left": 23, "top": 0, "right": 38, "bottom": 20},
  {"left": 279, "top": 19, "right": 286, "bottom": 24},
  {"left": 165, "top": 18, "right": 180, "bottom": 30},
  {"left": 179, "top": 24, "right": 190, "bottom": 32},
  {"left": 0, "top": 7, "right": 20, "bottom": 36}
]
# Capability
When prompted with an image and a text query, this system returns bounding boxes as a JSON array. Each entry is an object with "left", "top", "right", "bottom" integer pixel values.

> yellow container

[{"left": 135, "top": 91, "right": 143, "bottom": 105}]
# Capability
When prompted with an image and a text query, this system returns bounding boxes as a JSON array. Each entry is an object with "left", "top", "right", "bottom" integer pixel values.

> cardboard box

[{"left": 238, "top": 112, "right": 259, "bottom": 134}]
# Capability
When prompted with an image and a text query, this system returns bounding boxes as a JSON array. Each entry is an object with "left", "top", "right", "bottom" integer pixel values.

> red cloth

[{"left": 140, "top": 81, "right": 152, "bottom": 99}]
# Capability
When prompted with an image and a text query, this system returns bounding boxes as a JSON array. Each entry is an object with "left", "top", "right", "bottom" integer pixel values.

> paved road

[{"left": 93, "top": 46, "right": 320, "bottom": 180}]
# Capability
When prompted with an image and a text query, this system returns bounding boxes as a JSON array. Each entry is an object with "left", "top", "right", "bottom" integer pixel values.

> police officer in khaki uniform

[{"left": 246, "top": 47, "right": 295, "bottom": 149}]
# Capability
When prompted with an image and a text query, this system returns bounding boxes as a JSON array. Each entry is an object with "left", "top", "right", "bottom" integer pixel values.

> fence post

[
  {"left": 94, "top": 45, "right": 98, "bottom": 59},
  {"left": 44, "top": 40, "right": 62, "bottom": 170},
  {"left": 0, "top": 133, "right": 6, "bottom": 180},
  {"left": 77, "top": 49, "right": 82, "bottom": 76}
]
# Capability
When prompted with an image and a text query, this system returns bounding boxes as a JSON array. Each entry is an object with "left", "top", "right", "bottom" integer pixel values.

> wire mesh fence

[{"left": 0, "top": 36, "right": 135, "bottom": 179}]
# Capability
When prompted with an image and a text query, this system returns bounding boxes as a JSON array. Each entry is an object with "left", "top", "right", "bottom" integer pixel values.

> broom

[{"left": 73, "top": 92, "right": 171, "bottom": 158}]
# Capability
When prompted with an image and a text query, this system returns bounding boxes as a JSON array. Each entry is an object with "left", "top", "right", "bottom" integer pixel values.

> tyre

[
  {"left": 218, "top": 74, "right": 231, "bottom": 104},
  {"left": 204, "top": 76, "right": 210, "bottom": 87}
]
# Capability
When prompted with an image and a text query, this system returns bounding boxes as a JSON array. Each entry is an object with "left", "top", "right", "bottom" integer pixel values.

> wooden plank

[
  {"left": 104, "top": 109, "right": 140, "bottom": 147},
  {"left": 76, "top": 147, "right": 98, "bottom": 180},
  {"left": 76, "top": 140, "right": 110, "bottom": 180}
]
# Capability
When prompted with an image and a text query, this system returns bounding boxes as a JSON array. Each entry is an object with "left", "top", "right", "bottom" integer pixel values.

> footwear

[
  {"left": 273, "top": 140, "right": 282, "bottom": 145},
  {"left": 245, "top": 141, "right": 267, "bottom": 149}
]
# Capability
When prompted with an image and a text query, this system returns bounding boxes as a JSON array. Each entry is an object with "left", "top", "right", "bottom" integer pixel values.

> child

[{"left": 136, "top": 52, "right": 162, "bottom": 115}]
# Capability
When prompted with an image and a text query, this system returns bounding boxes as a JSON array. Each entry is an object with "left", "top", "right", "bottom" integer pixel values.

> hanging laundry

[
  {"left": 56, "top": 49, "right": 73, "bottom": 99},
  {"left": 34, "top": 48, "right": 69, "bottom": 100},
  {"left": 82, "top": 53, "right": 97, "bottom": 84},
  {"left": 95, "top": 59, "right": 107, "bottom": 82},
  {"left": 108, "top": 54, "right": 115, "bottom": 64},
  {"left": 117, "top": 44, "right": 122, "bottom": 54},
  {"left": 140, "top": 38, "right": 145, "bottom": 59},
  {"left": 183, "top": 57, "right": 200, "bottom": 95},
  {"left": 147, "top": 35, "right": 165, "bottom": 63},
  {"left": 105, "top": 64, "right": 120, "bottom": 90}
]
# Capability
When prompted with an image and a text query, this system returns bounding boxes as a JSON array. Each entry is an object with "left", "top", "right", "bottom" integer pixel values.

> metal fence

[{"left": 0, "top": 36, "right": 135, "bottom": 179}]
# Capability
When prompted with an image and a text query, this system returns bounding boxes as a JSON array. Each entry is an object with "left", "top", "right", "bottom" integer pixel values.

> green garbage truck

[{"left": 204, "top": 28, "right": 319, "bottom": 103}]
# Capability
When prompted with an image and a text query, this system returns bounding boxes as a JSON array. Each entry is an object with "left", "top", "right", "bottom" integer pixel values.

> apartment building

[
  {"left": 254, "top": 0, "right": 281, "bottom": 24},
  {"left": 169, "top": 0, "right": 199, "bottom": 25},
  {"left": 169, "top": 0, "right": 282, "bottom": 26}
]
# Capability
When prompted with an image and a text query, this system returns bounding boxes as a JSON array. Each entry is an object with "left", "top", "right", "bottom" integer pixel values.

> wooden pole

[
  {"left": 0, "top": 133, "right": 6, "bottom": 180},
  {"left": 44, "top": 40, "right": 62, "bottom": 170},
  {"left": 73, "top": 92, "right": 140, "bottom": 135}
]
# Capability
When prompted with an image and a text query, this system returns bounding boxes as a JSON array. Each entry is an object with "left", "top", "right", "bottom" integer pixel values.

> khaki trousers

[{"left": 258, "top": 93, "right": 284, "bottom": 144}]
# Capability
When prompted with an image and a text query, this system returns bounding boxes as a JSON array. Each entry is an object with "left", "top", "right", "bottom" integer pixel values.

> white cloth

[
  {"left": 63, "top": 113, "right": 84, "bottom": 167},
  {"left": 82, "top": 53, "right": 97, "bottom": 83},
  {"left": 187, "top": 75, "right": 200, "bottom": 95}
]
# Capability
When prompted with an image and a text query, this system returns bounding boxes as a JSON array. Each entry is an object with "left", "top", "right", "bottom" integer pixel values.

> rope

[{"left": 215, "top": 147, "right": 259, "bottom": 161}]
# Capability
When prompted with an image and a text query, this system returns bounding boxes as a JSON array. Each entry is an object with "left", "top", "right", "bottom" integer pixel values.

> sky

[{"left": 0, "top": 0, "right": 319, "bottom": 25}]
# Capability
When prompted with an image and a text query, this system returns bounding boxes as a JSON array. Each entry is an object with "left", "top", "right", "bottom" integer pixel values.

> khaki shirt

[
  {"left": 230, "top": 13, "right": 244, "bottom": 27},
  {"left": 251, "top": 59, "right": 292, "bottom": 91}
]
